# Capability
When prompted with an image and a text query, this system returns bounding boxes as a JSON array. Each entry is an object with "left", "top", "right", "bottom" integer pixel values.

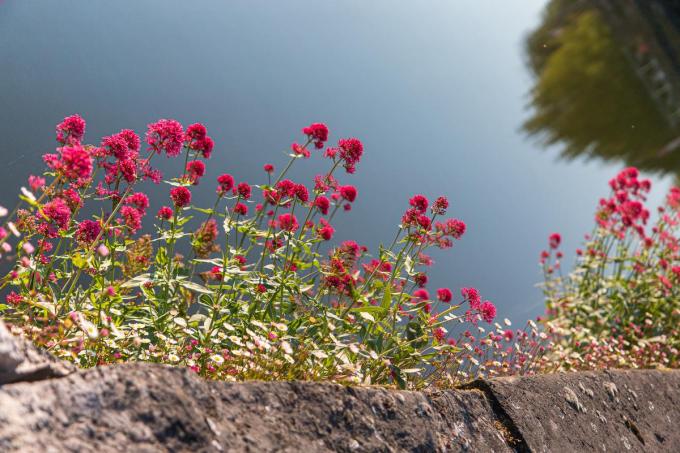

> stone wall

[{"left": 1, "top": 321, "right": 678, "bottom": 452}]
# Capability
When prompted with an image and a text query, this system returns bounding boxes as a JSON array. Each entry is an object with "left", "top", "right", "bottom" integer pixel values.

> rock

[
  {"left": 0, "top": 364, "right": 511, "bottom": 452},
  {"left": 0, "top": 325, "right": 679, "bottom": 452},
  {"left": 0, "top": 321, "right": 75, "bottom": 385},
  {"left": 482, "top": 369, "right": 680, "bottom": 452}
]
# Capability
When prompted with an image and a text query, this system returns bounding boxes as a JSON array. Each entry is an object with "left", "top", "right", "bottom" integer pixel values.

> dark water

[{"left": 0, "top": 0, "right": 678, "bottom": 324}]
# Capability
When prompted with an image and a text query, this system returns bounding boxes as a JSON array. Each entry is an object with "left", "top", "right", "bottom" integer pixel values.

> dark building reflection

[{"left": 524, "top": 0, "right": 680, "bottom": 178}]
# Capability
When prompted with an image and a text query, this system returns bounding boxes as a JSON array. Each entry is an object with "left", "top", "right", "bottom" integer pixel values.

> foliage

[
  {"left": 0, "top": 115, "right": 547, "bottom": 389},
  {"left": 541, "top": 167, "right": 680, "bottom": 370}
]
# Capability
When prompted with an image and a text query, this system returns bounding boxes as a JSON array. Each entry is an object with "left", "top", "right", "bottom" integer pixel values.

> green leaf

[{"left": 180, "top": 280, "right": 213, "bottom": 294}]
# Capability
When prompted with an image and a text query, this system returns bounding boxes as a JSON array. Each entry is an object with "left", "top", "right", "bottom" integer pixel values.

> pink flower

[
  {"left": 409, "top": 195, "right": 429, "bottom": 214},
  {"left": 234, "top": 202, "right": 248, "bottom": 215},
  {"left": 479, "top": 301, "right": 496, "bottom": 324},
  {"left": 414, "top": 273, "right": 428, "bottom": 287},
  {"left": 432, "top": 196, "right": 449, "bottom": 215},
  {"left": 125, "top": 192, "right": 150, "bottom": 214},
  {"left": 61, "top": 188, "right": 82, "bottom": 211},
  {"left": 278, "top": 213, "right": 299, "bottom": 232},
  {"left": 56, "top": 114, "right": 86, "bottom": 145},
  {"left": 263, "top": 164, "right": 274, "bottom": 173},
  {"left": 185, "top": 123, "right": 214, "bottom": 158},
  {"left": 295, "top": 184, "right": 309, "bottom": 203},
  {"left": 433, "top": 327, "right": 446, "bottom": 343},
  {"left": 548, "top": 233, "right": 561, "bottom": 249},
  {"left": 236, "top": 182, "right": 251, "bottom": 200},
  {"left": 461, "top": 287, "right": 481, "bottom": 310},
  {"left": 412, "top": 289, "right": 430, "bottom": 303},
  {"left": 436, "top": 287, "right": 452, "bottom": 303},
  {"left": 43, "top": 198, "right": 71, "bottom": 230},
  {"left": 170, "top": 186, "right": 192, "bottom": 208},
  {"left": 217, "top": 174, "right": 234, "bottom": 195},
  {"left": 186, "top": 160, "right": 206, "bottom": 183},
  {"left": 97, "top": 244, "right": 110, "bottom": 257},
  {"left": 146, "top": 119, "right": 184, "bottom": 157},
  {"left": 302, "top": 123, "right": 329, "bottom": 149},
  {"left": 317, "top": 218, "right": 335, "bottom": 240},
  {"left": 76, "top": 220, "right": 101, "bottom": 244},
  {"left": 337, "top": 138, "right": 364, "bottom": 174},
  {"left": 28, "top": 175, "right": 46, "bottom": 192},
  {"left": 157, "top": 206, "right": 174, "bottom": 220},
  {"left": 6, "top": 291, "right": 24, "bottom": 306},
  {"left": 118, "top": 129, "right": 141, "bottom": 153},
  {"left": 60, "top": 146, "right": 93, "bottom": 180},
  {"left": 315, "top": 196, "right": 330, "bottom": 215},
  {"left": 339, "top": 185, "right": 358, "bottom": 203},
  {"left": 120, "top": 206, "right": 142, "bottom": 233},
  {"left": 291, "top": 143, "right": 311, "bottom": 158}
]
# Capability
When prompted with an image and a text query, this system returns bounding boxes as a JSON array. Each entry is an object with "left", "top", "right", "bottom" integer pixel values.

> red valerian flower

[
  {"left": 146, "top": 119, "right": 184, "bottom": 157},
  {"left": 75, "top": 220, "right": 101, "bottom": 244},
  {"left": 185, "top": 123, "right": 214, "bottom": 158},
  {"left": 263, "top": 164, "right": 274, "bottom": 173},
  {"left": 216, "top": 174, "right": 235, "bottom": 195},
  {"left": 43, "top": 198, "right": 71, "bottom": 230},
  {"left": 436, "top": 287, "right": 453, "bottom": 303},
  {"left": 125, "top": 192, "right": 150, "bottom": 214},
  {"left": 6, "top": 291, "right": 24, "bottom": 306},
  {"left": 548, "top": 233, "right": 561, "bottom": 250},
  {"left": 210, "top": 265, "right": 223, "bottom": 280},
  {"left": 120, "top": 206, "right": 142, "bottom": 233},
  {"left": 102, "top": 132, "right": 136, "bottom": 161},
  {"left": 302, "top": 122, "right": 329, "bottom": 149},
  {"left": 433, "top": 327, "right": 446, "bottom": 342},
  {"left": 55, "top": 146, "right": 93, "bottom": 181},
  {"left": 278, "top": 213, "right": 299, "bottom": 232},
  {"left": 56, "top": 114, "right": 86, "bottom": 145},
  {"left": 412, "top": 289, "right": 430, "bottom": 303},
  {"left": 157, "top": 206, "right": 173, "bottom": 220},
  {"left": 236, "top": 182, "right": 251, "bottom": 200},
  {"left": 461, "top": 287, "right": 481, "bottom": 310},
  {"left": 339, "top": 185, "right": 358, "bottom": 203},
  {"left": 234, "top": 202, "right": 248, "bottom": 215},
  {"left": 479, "top": 300, "right": 496, "bottom": 324},
  {"left": 337, "top": 138, "right": 364, "bottom": 174},
  {"left": 432, "top": 196, "right": 449, "bottom": 215},
  {"left": 61, "top": 188, "right": 83, "bottom": 211},
  {"left": 409, "top": 195, "right": 429, "bottom": 214},
  {"left": 317, "top": 218, "right": 335, "bottom": 241},
  {"left": 186, "top": 160, "right": 206, "bottom": 184},
  {"left": 291, "top": 143, "right": 311, "bottom": 158},
  {"left": 414, "top": 273, "right": 428, "bottom": 287},
  {"left": 28, "top": 175, "right": 46, "bottom": 192},
  {"left": 185, "top": 123, "right": 206, "bottom": 141},
  {"left": 170, "top": 186, "right": 192, "bottom": 208},
  {"left": 315, "top": 196, "right": 330, "bottom": 215},
  {"left": 295, "top": 184, "right": 309, "bottom": 203}
]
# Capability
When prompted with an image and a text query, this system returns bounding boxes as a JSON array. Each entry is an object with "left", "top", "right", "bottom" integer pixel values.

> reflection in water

[{"left": 524, "top": 0, "right": 680, "bottom": 178}]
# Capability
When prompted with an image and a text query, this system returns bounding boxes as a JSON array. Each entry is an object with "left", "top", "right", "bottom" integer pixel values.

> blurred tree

[{"left": 524, "top": 2, "right": 680, "bottom": 177}]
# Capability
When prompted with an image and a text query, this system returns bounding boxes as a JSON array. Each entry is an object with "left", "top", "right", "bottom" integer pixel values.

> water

[{"left": 0, "top": 0, "right": 677, "bottom": 324}]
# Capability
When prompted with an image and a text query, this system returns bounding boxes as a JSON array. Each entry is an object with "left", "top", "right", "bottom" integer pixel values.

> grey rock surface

[
  {"left": 1, "top": 321, "right": 678, "bottom": 452},
  {"left": 0, "top": 320, "right": 74, "bottom": 385},
  {"left": 481, "top": 369, "right": 680, "bottom": 452}
]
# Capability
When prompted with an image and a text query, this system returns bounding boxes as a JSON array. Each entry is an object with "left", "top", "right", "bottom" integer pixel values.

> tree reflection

[{"left": 524, "top": 0, "right": 680, "bottom": 177}]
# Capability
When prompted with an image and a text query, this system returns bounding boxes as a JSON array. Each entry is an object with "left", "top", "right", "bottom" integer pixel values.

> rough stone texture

[
  {"left": 0, "top": 320, "right": 74, "bottom": 385},
  {"left": 482, "top": 369, "right": 680, "bottom": 452},
  {"left": 1, "top": 321, "right": 679, "bottom": 452},
  {"left": 0, "top": 364, "right": 514, "bottom": 452}
]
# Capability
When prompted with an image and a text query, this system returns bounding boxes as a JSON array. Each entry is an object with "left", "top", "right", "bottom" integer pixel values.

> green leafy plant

[
  {"left": 541, "top": 167, "right": 680, "bottom": 370},
  {"left": 0, "top": 115, "right": 547, "bottom": 389}
]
